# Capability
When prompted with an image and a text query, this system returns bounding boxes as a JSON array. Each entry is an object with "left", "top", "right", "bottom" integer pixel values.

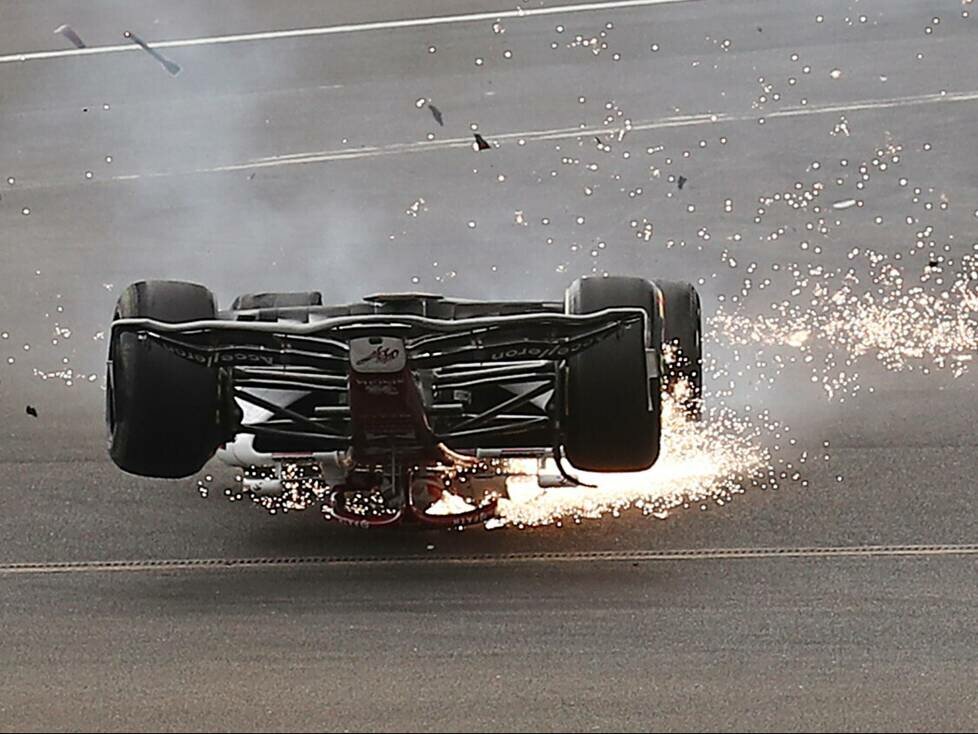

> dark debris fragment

[
  {"left": 124, "top": 30, "right": 181, "bottom": 76},
  {"left": 54, "top": 24, "right": 86, "bottom": 49},
  {"left": 677, "top": 175, "right": 687, "bottom": 190},
  {"left": 26, "top": 405, "right": 37, "bottom": 418},
  {"left": 473, "top": 133, "right": 491, "bottom": 151},
  {"left": 428, "top": 103, "right": 444, "bottom": 126}
]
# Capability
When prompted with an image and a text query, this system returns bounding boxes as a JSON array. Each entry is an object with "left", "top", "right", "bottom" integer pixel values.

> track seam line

[
  {"left": 9, "top": 88, "right": 978, "bottom": 192},
  {"left": 3, "top": 544, "right": 978, "bottom": 576},
  {"left": 206, "top": 90, "right": 978, "bottom": 172}
]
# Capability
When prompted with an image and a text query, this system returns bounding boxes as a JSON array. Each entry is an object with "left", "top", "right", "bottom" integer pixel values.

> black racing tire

[
  {"left": 656, "top": 281, "right": 703, "bottom": 421},
  {"left": 563, "top": 276, "right": 662, "bottom": 472},
  {"left": 106, "top": 280, "right": 222, "bottom": 478}
]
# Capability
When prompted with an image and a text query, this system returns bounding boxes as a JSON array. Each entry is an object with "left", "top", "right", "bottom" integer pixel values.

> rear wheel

[
  {"left": 107, "top": 280, "right": 223, "bottom": 478},
  {"left": 656, "top": 281, "right": 703, "bottom": 421},
  {"left": 563, "top": 276, "right": 661, "bottom": 472}
]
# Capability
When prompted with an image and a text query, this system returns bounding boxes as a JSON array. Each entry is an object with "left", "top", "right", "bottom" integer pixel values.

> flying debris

[
  {"left": 677, "top": 175, "right": 688, "bottom": 190},
  {"left": 124, "top": 31, "right": 181, "bottom": 75},
  {"left": 25, "top": 405, "right": 38, "bottom": 418},
  {"left": 428, "top": 103, "right": 444, "bottom": 126},
  {"left": 54, "top": 24, "right": 86, "bottom": 49},
  {"left": 473, "top": 133, "right": 491, "bottom": 151}
]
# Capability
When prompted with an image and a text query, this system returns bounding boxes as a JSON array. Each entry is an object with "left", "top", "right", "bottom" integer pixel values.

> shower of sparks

[
  {"left": 200, "top": 381, "right": 777, "bottom": 530},
  {"left": 31, "top": 367, "right": 99, "bottom": 387},
  {"left": 426, "top": 491, "right": 482, "bottom": 516},
  {"left": 484, "top": 392, "right": 770, "bottom": 529},
  {"left": 711, "top": 249, "right": 978, "bottom": 394}
]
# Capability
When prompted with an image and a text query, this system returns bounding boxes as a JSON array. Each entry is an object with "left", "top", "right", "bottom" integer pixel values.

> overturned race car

[{"left": 105, "top": 276, "right": 702, "bottom": 528}]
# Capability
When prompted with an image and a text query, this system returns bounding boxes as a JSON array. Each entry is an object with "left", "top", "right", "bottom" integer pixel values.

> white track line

[
  {"left": 6, "top": 87, "right": 973, "bottom": 191},
  {"left": 3, "top": 544, "right": 978, "bottom": 576},
  {"left": 101, "top": 88, "right": 978, "bottom": 183},
  {"left": 0, "top": 0, "right": 699, "bottom": 65}
]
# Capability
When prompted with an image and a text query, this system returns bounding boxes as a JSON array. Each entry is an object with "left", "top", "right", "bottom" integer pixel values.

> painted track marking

[
  {"left": 0, "top": 0, "right": 700, "bottom": 65},
  {"left": 3, "top": 543, "right": 978, "bottom": 576}
]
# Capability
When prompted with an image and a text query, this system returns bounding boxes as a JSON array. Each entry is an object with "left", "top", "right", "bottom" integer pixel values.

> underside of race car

[{"left": 105, "top": 276, "right": 702, "bottom": 528}]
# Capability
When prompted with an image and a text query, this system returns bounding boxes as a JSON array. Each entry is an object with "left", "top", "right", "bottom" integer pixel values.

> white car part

[{"left": 217, "top": 433, "right": 349, "bottom": 470}]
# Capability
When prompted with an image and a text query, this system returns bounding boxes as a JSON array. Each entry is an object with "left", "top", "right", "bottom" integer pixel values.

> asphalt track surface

[{"left": 2, "top": 0, "right": 978, "bottom": 731}]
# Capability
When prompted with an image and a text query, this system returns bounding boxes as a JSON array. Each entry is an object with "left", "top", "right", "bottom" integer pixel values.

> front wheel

[
  {"left": 107, "top": 280, "right": 223, "bottom": 478},
  {"left": 562, "top": 276, "right": 662, "bottom": 472}
]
